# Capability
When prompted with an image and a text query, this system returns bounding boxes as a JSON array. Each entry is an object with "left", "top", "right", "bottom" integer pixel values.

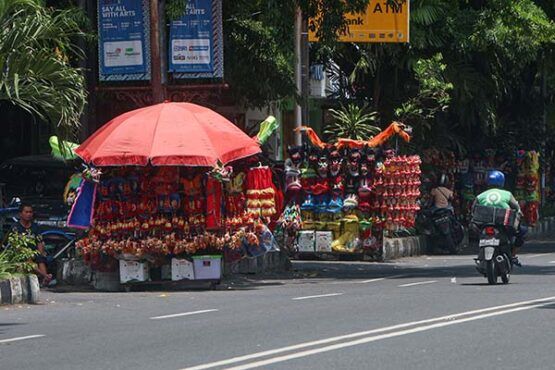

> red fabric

[
  {"left": 205, "top": 177, "right": 222, "bottom": 230},
  {"left": 246, "top": 167, "right": 274, "bottom": 190},
  {"left": 76, "top": 102, "right": 261, "bottom": 167}
]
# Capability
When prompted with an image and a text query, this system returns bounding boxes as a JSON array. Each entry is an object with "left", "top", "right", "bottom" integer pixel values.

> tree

[
  {"left": 0, "top": 0, "right": 88, "bottom": 141},
  {"left": 325, "top": 103, "right": 381, "bottom": 140},
  {"left": 168, "top": 0, "right": 373, "bottom": 107}
]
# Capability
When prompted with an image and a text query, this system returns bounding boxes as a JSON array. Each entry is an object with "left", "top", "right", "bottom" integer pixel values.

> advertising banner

[
  {"left": 309, "top": 0, "right": 410, "bottom": 43},
  {"left": 169, "top": 0, "right": 223, "bottom": 78},
  {"left": 98, "top": 0, "right": 150, "bottom": 80}
]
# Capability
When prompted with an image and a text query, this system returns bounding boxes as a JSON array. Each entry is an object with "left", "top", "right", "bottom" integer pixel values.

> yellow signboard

[{"left": 309, "top": 0, "right": 410, "bottom": 43}]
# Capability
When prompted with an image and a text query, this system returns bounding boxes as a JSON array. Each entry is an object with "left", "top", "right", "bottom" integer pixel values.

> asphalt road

[{"left": 2, "top": 240, "right": 555, "bottom": 370}]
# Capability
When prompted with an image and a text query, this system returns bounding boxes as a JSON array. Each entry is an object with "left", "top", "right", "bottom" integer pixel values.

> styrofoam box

[
  {"left": 315, "top": 231, "right": 333, "bottom": 253},
  {"left": 171, "top": 258, "right": 195, "bottom": 281},
  {"left": 297, "top": 230, "right": 315, "bottom": 253},
  {"left": 193, "top": 255, "right": 222, "bottom": 280},
  {"left": 119, "top": 260, "right": 149, "bottom": 284}
]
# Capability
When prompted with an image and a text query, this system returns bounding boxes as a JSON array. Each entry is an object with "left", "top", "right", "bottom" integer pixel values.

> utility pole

[
  {"left": 301, "top": 12, "right": 310, "bottom": 127},
  {"left": 294, "top": 7, "right": 303, "bottom": 146},
  {"left": 150, "top": 0, "right": 164, "bottom": 103},
  {"left": 541, "top": 52, "right": 547, "bottom": 207}
]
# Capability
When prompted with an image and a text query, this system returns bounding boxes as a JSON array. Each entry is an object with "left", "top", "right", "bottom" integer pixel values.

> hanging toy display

[
  {"left": 76, "top": 161, "right": 282, "bottom": 265},
  {"left": 515, "top": 150, "right": 540, "bottom": 226},
  {"left": 277, "top": 124, "right": 420, "bottom": 259}
]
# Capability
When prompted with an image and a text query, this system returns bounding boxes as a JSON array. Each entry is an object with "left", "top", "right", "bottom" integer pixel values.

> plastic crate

[
  {"left": 192, "top": 255, "right": 222, "bottom": 280},
  {"left": 471, "top": 205, "right": 519, "bottom": 229}
]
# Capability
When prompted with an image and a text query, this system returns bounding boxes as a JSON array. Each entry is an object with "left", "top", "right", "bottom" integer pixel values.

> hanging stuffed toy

[
  {"left": 344, "top": 147, "right": 361, "bottom": 198},
  {"left": 313, "top": 149, "right": 330, "bottom": 213},
  {"left": 284, "top": 146, "right": 304, "bottom": 202},
  {"left": 357, "top": 147, "right": 375, "bottom": 214},
  {"left": 327, "top": 148, "right": 344, "bottom": 214}
]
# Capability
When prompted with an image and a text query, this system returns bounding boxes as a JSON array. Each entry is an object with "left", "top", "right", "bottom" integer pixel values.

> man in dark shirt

[{"left": 10, "top": 203, "right": 52, "bottom": 285}]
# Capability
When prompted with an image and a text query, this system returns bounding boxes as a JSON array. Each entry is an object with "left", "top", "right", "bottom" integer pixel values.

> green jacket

[{"left": 476, "top": 188, "right": 520, "bottom": 211}]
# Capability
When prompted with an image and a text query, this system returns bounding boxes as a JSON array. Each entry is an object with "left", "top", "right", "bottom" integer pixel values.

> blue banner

[
  {"left": 98, "top": 0, "right": 147, "bottom": 76},
  {"left": 169, "top": 0, "right": 214, "bottom": 74}
]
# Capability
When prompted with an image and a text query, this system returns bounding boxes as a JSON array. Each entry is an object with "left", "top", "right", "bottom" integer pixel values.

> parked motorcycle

[
  {"left": 471, "top": 205, "right": 519, "bottom": 285},
  {"left": 417, "top": 208, "right": 464, "bottom": 254}
]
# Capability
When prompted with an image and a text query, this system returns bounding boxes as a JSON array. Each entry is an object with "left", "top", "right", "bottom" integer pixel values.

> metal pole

[
  {"left": 541, "top": 53, "right": 547, "bottom": 208},
  {"left": 294, "top": 7, "right": 302, "bottom": 146},
  {"left": 301, "top": 13, "right": 310, "bottom": 126}
]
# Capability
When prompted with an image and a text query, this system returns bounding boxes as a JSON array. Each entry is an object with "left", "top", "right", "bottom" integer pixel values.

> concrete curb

[
  {"left": 0, "top": 275, "right": 40, "bottom": 305},
  {"left": 382, "top": 236, "right": 426, "bottom": 261},
  {"left": 528, "top": 217, "right": 555, "bottom": 238}
]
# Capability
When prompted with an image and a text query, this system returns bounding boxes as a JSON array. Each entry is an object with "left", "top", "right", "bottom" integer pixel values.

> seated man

[
  {"left": 474, "top": 170, "right": 526, "bottom": 266},
  {"left": 9, "top": 203, "right": 53, "bottom": 286}
]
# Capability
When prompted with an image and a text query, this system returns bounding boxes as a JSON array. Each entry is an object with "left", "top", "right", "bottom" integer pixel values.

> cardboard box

[
  {"left": 171, "top": 258, "right": 195, "bottom": 281},
  {"left": 193, "top": 255, "right": 222, "bottom": 280},
  {"left": 297, "top": 230, "right": 315, "bottom": 253},
  {"left": 119, "top": 260, "right": 149, "bottom": 284},
  {"left": 315, "top": 231, "right": 333, "bottom": 252}
]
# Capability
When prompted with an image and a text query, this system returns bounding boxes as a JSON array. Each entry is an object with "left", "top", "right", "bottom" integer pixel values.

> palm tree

[
  {"left": 0, "top": 0, "right": 88, "bottom": 142},
  {"left": 325, "top": 103, "right": 381, "bottom": 141}
]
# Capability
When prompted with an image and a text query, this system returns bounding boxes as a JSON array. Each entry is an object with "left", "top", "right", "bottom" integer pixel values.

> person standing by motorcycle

[{"left": 474, "top": 170, "right": 526, "bottom": 266}]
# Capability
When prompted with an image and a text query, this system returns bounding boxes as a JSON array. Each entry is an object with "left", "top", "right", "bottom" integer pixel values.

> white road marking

[
  {"left": 549, "top": 261, "right": 555, "bottom": 264},
  {"left": 0, "top": 335, "right": 45, "bottom": 344},
  {"left": 525, "top": 253, "right": 552, "bottom": 259},
  {"left": 223, "top": 302, "right": 551, "bottom": 370},
  {"left": 355, "top": 278, "right": 385, "bottom": 284},
  {"left": 292, "top": 293, "right": 343, "bottom": 301},
  {"left": 355, "top": 274, "right": 407, "bottom": 284},
  {"left": 180, "top": 296, "right": 555, "bottom": 370},
  {"left": 150, "top": 309, "right": 218, "bottom": 320},
  {"left": 398, "top": 280, "right": 437, "bottom": 288}
]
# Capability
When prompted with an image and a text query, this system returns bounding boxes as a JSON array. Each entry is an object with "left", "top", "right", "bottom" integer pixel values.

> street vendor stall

[
  {"left": 420, "top": 148, "right": 541, "bottom": 227},
  {"left": 275, "top": 123, "right": 420, "bottom": 260},
  {"left": 72, "top": 102, "right": 282, "bottom": 285}
]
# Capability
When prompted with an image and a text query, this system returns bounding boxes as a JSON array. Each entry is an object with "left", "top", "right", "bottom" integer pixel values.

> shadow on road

[
  {"left": 0, "top": 322, "right": 26, "bottom": 335},
  {"left": 223, "top": 239, "right": 555, "bottom": 290}
]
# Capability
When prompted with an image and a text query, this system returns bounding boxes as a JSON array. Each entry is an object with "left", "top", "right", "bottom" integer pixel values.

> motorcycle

[
  {"left": 471, "top": 205, "right": 519, "bottom": 285},
  {"left": 417, "top": 208, "right": 464, "bottom": 254}
]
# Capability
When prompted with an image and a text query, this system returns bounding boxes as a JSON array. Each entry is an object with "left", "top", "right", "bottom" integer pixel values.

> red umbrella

[{"left": 76, "top": 102, "right": 261, "bottom": 167}]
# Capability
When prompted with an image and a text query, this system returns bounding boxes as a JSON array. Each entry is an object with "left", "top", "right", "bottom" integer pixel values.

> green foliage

[
  {"left": 395, "top": 54, "right": 453, "bottom": 132},
  {"left": 224, "top": 17, "right": 296, "bottom": 107},
  {"left": 325, "top": 103, "right": 381, "bottom": 140},
  {"left": 0, "top": 232, "right": 39, "bottom": 279},
  {"left": 0, "top": 0, "right": 88, "bottom": 141},
  {"left": 328, "top": 0, "right": 555, "bottom": 154}
]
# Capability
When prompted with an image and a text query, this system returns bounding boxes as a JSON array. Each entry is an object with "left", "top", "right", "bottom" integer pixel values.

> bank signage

[{"left": 309, "top": 0, "right": 410, "bottom": 43}]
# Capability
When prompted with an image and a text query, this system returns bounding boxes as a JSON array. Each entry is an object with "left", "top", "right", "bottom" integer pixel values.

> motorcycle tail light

[{"left": 485, "top": 227, "right": 496, "bottom": 236}]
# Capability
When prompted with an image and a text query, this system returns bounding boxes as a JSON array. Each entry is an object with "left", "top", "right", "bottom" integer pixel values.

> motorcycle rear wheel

[{"left": 486, "top": 260, "right": 497, "bottom": 285}]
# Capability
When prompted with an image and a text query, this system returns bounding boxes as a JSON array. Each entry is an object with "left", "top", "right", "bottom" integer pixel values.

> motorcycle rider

[
  {"left": 429, "top": 174, "right": 454, "bottom": 212},
  {"left": 426, "top": 174, "right": 460, "bottom": 253},
  {"left": 474, "top": 170, "right": 526, "bottom": 266}
]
